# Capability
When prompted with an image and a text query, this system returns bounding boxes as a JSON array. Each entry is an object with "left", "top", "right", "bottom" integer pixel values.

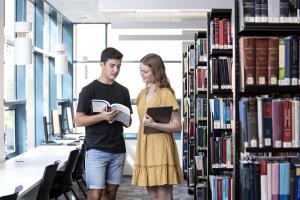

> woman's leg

[
  {"left": 157, "top": 185, "right": 173, "bottom": 200},
  {"left": 147, "top": 186, "right": 159, "bottom": 200}
]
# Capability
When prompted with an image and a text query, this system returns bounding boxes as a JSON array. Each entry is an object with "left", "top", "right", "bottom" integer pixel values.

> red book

[
  {"left": 268, "top": 37, "right": 279, "bottom": 85},
  {"left": 219, "top": 19, "right": 224, "bottom": 47},
  {"left": 217, "top": 177, "right": 222, "bottom": 200},
  {"left": 240, "top": 37, "right": 256, "bottom": 87},
  {"left": 255, "top": 37, "right": 268, "bottom": 85},
  {"left": 214, "top": 18, "right": 219, "bottom": 47},
  {"left": 222, "top": 137, "right": 227, "bottom": 165},
  {"left": 223, "top": 18, "right": 228, "bottom": 47},
  {"left": 283, "top": 100, "right": 292, "bottom": 147}
]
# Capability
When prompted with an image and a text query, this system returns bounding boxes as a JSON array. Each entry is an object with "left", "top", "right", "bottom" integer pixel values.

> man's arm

[{"left": 76, "top": 111, "right": 118, "bottom": 127}]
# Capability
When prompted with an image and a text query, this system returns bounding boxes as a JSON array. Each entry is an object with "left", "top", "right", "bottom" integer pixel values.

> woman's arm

[{"left": 144, "top": 111, "right": 182, "bottom": 133}]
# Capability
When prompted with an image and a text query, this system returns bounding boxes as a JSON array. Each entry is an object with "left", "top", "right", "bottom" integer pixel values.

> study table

[{"left": 0, "top": 142, "right": 81, "bottom": 197}]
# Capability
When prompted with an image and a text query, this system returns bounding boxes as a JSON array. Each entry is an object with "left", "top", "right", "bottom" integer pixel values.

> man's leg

[
  {"left": 85, "top": 149, "right": 110, "bottom": 200},
  {"left": 103, "top": 183, "right": 119, "bottom": 200},
  {"left": 105, "top": 152, "right": 125, "bottom": 200},
  {"left": 87, "top": 189, "right": 103, "bottom": 200}
]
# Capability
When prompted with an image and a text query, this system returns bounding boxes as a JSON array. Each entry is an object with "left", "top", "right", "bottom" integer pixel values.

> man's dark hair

[{"left": 100, "top": 47, "right": 123, "bottom": 63}]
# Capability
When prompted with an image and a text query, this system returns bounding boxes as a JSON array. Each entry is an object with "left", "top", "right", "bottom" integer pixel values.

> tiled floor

[
  {"left": 117, "top": 176, "right": 193, "bottom": 200},
  {"left": 62, "top": 175, "right": 193, "bottom": 200}
]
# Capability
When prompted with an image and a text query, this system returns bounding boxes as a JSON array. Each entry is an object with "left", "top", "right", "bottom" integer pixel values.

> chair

[
  {"left": 0, "top": 185, "right": 23, "bottom": 200},
  {"left": 72, "top": 144, "right": 87, "bottom": 198},
  {"left": 50, "top": 149, "right": 80, "bottom": 200},
  {"left": 36, "top": 161, "right": 60, "bottom": 200}
]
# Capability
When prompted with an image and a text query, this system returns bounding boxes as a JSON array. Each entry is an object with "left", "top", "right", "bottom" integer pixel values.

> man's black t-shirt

[{"left": 76, "top": 80, "right": 132, "bottom": 153}]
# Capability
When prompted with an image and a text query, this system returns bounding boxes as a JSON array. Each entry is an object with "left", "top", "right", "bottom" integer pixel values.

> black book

[{"left": 144, "top": 106, "right": 173, "bottom": 134}]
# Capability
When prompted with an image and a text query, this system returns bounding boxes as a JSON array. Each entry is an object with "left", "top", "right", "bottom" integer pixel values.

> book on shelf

[
  {"left": 210, "top": 17, "right": 233, "bottom": 49},
  {"left": 91, "top": 99, "right": 130, "bottom": 126},
  {"left": 240, "top": 0, "right": 300, "bottom": 24},
  {"left": 240, "top": 35, "right": 300, "bottom": 90},
  {"left": 239, "top": 97, "right": 300, "bottom": 149}
]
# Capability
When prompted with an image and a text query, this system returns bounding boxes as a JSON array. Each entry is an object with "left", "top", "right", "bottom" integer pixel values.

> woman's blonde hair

[{"left": 140, "top": 53, "right": 174, "bottom": 94}]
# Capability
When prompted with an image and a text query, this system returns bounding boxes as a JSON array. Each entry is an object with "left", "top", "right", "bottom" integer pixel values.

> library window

[
  {"left": 4, "top": 109, "right": 16, "bottom": 156},
  {"left": 4, "top": 44, "right": 16, "bottom": 100}
]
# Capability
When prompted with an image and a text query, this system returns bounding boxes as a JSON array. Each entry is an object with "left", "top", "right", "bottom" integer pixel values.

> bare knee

[
  {"left": 88, "top": 189, "right": 102, "bottom": 200},
  {"left": 147, "top": 186, "right": 159, "bottom": 200},
  {"left": 103, "top": 184, "right": 118, "bottom": 200}
]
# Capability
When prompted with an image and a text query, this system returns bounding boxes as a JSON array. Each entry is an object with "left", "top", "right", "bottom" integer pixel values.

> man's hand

[
  {"left": 99, "top": 110, "right": 118, "bottom": 122},
  {"left": 143, "top": 114, "right": 155, "bottom": 127}
]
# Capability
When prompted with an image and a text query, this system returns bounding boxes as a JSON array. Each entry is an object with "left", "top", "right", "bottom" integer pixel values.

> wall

[{"left": 0, "top": 0, "right": 4, "bottom": 162}]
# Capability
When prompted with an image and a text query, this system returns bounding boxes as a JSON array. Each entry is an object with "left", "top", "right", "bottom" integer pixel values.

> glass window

[
  {"left": 27, "top": 1, "right": 35, "bottom": 43},
  {"left": 4, "top": 0, "right": 15, "bottom": 41},
  {"left": 4, "top": 44, "right": 16, "bottom": 100},
  {"left": 75, "top": 24, "right": 106, "bottom": 61},
  {"left": 74, "top": 63, "right": 101, "bottom": 98},
  {"left": 43, "top": 3, "right": 50, "bottom": 52},
  {"left": 4, "top": 109, "right": 16, "bottom": 156}
]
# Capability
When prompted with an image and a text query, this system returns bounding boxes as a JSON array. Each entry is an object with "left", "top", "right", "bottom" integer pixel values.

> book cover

[{"left": 144, "top": 106, "right": 173, "bottom": 134}]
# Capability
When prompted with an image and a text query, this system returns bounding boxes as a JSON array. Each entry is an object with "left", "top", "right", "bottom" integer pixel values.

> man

[{"left": 76, "top": 47, "right": 132, "bottom": 200}]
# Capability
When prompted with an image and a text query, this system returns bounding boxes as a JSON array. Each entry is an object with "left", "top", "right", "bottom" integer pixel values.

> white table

[{"left": 0, "top": 145, "right": 78, "bottom": 197}]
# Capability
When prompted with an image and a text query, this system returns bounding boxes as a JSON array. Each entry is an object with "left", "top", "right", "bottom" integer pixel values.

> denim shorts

[{"left": 85, "top": 149, "right": 125, "bottom": 189}]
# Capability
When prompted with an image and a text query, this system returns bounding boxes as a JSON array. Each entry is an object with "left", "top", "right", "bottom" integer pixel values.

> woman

[{"left": 132, "top": 53, "right": 184, "bottom": 200}]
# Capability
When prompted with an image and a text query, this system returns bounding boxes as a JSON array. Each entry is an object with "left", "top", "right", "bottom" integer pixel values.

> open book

[
  {"left": 144, "top": 106, "right": 173, "bottom": 134},
  {"left": 91, "top": 99, "right": 130, "bottom": 127}
]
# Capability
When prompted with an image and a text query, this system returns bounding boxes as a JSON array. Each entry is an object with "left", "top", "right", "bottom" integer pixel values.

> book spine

[{"left": 268, "top": 37, "right": 279, "bottom": 85}]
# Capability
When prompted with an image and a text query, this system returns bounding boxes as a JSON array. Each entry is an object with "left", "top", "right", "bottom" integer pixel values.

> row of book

[
  {"left": 210, "top": 175, "right": 233, "bottom": 200},
  {"left": 239, "top": 97, "right": 300, "bottom": 148},
  {"left": 210, "top": 18, "right": 233, "bottom": 49},
  {"left": 210, "top": 97, "right": 234, "bottom": 129},
  {"left": 240, "top": 36, "right": 300, "bottom": 87},
  {"left": 196, "top": 37, "right": 208, "bottom": 63},
  {"left": 240, "top": 158, "right": 300, "bottom": 200},
  {"left": 241, "top": 0, "right": 300, "bottom": 23},
  {"left": 211, "top": 57, "right": 233, "bottom": 90},
  {"left": 196, "top": 97, "right": 207, "bottom": 121},
  {"left": 210, "top": 136, "right": 233, "bottom": 168},
  {"left": 196, "top": 66, "right": 207, "bottom": 91}
]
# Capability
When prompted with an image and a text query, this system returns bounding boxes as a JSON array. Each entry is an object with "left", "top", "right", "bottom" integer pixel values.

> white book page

[
  {"left": 111, "top": 104, "right": 131, "bottom": 126},
  {"left": 92, "top": 99, "right": 109, "bottom": 112}
]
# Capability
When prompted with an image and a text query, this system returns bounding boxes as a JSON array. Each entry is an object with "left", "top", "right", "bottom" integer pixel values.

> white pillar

[{"left": 0, "top": 0, "right": 5, "bottom": 162}]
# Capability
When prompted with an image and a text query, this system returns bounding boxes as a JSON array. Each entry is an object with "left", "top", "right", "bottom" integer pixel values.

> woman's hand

[{"left": 143, "top": 114, "right": 155, "bottom": 127}]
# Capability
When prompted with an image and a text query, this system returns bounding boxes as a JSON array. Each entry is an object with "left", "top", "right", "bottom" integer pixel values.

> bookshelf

[
  {"left": 182, "top": 44, "right": 196, "bottom": 195},
  {"left": 235, "top": 0, "right": 300, "bottom": 199},
  {"left": 193, "top": 31, "right": 208, "bottom": 199},
  {"left": 207, "top": 9, "right": 234, "bottom": 200},
  {"left": 182, "top": 31, "right": 208, "bottom": 199}
]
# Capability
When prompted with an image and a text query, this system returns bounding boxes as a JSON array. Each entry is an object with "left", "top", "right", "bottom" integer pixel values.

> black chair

[
  {"left": 36, "top": 161, "right": 60, "bottom": 200},
  {"left": 50, "top": 149, "right": 80, "bottom": 200},
  {"left": 0, "top": 185, "right": 23, "bottom": 200},
  {"left": 72, "top": 144, "right": 87, "bottom": 198}
]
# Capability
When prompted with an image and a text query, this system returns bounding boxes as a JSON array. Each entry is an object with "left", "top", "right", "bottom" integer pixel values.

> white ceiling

[{"left": 46, "top": 0, "right": 234, "bottom": 29}]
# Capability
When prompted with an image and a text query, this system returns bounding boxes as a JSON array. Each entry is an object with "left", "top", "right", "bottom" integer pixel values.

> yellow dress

[{"left": 131, "top": 87, "right": 184, "bottom": 186}]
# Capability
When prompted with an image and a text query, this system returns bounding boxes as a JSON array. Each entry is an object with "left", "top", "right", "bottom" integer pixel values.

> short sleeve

[
  {"left": 136, "top": 89, "right": 145, "bottom": 107},
  {"left": 163, "top": 89, "right": 179, "bottom": 111},
  {"left": 76, "top": 87, "right": 92, "bottom": 114},
  {"left": 124, "top": 88, "right": 133, "bottom": 114}
]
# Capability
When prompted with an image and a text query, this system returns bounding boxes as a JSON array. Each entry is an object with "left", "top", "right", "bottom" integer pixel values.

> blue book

[
  {"left": 213, "top": 98, "right": 220, "bottom": 129},
  {"left": 294, "top": 163, "right": 300, "bottom": 200},
  {"left": 262, "top": 97, "right": 272, "bottom": 147},
  {"left": 239, "top": 99, "right": 249, "bottom": 148},
  {"left": 279, "top": 162, "right": 290, "bottom": 200},
  {"left": 284, "top": 36, "right": 291, "bottom": 85}
]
